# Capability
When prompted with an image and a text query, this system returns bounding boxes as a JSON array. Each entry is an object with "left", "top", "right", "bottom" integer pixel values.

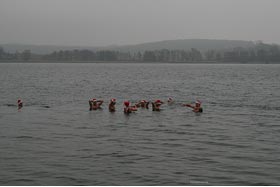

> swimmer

[
  {"left": 136, "top": 100, "right": 149, "bottom": 109},
  {"left": 17, "top": 99, "right": 23, "bottom": 109},
  {"left": 167, "top": 97, "right": 174, "bottom": 104},
  {"left": 152, "top": 99, "right": 163, "bottom": 111},
  {"left": 89, "top": 99, "right": 93, "bottom": 110},
  {"left": 89, "top": 98, "right": 103, "bottom": 110},
  {"left": 183, "top": 100, "right": 203, "bottom": 113},
  {"left": 135, "top": 101, "right": 141, "bottom": 108},
  {"left": 108, "top": 98, "right": 116, "bottom": 112},
  {"left": 123, "top": 101, "right": 137, "bottom": 114},
  {"left": 142, "top": 100, "right": 150, "bottom": 109}
]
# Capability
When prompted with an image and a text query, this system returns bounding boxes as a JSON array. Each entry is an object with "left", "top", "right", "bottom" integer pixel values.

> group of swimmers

[
  {"left": 88, "top": 97, "right": 203, "bottom": 114},
  {"left": 16, "top": 98, "right": 203, "bottom": 114}
]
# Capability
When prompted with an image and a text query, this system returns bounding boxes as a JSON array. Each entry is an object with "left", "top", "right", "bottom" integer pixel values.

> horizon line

[{"left": 0, "top": 38, "right": 268, "bottom": 48}]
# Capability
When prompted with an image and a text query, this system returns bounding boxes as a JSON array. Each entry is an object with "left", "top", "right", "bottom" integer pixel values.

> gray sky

[{"left": 0, "top": 0, "right": 280, "bottom": 46}]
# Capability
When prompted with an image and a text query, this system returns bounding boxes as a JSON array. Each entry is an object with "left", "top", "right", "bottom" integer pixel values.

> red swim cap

[
  {"left": 155, "top": 99, "right": 161, "bottom": 103},
  {"left": 18, "top": 99, "right": 21, "bottom": 103},
  {"left": 124, "top": 101, "right": 130, "bottom": 107}
]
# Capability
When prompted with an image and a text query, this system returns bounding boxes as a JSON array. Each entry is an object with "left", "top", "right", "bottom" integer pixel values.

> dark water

[{"left": 0, "top": 63, "right": 280, "bottom": 185}]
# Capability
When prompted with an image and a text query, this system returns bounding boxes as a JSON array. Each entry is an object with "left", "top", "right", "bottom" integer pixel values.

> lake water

[{"left": 0, "top": 63, "right": 280, "bottom": 185}]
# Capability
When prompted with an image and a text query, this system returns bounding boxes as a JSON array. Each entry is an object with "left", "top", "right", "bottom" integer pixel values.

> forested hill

[
  {"left": 1, "top": 39, "right": 255, "bottom": 54},
  {"left": 105, "top": 39, "right": 256, "bottom": 53}
]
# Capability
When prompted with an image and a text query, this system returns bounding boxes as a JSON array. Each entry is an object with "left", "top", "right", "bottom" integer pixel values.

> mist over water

[{"left": 0, "top": 63, "right": 280, "bottom": 185}]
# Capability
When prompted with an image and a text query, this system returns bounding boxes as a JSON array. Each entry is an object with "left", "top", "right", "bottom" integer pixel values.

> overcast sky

[{"left": 0, "top": 0, "right": 280, "bottom": 46}]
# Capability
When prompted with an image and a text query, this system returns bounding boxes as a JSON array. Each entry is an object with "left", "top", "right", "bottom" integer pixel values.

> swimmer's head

[
  {"left": 195, "top": 100, "right": 201, "bottom": 106},
  {"left": 18, "top": 99, "right": 22, "bottom": 103},
  {"left": 124, "top": 101, "right": 130, "bottom": 107},
  {"left": 155, "top": 99, "right": 162, "bottom": 103},
  {"left": 111, "top": 98, "right": 116, "bottom": 102}
]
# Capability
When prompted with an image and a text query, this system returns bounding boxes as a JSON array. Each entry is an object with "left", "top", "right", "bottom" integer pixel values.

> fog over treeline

[{"left": 1, "top": 0, "right": 280, "bottom": 63}]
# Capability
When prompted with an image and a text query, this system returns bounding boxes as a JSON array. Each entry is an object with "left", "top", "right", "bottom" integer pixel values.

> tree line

[{"left": 1, "top": 42, "right": 280, "bottom": 63}]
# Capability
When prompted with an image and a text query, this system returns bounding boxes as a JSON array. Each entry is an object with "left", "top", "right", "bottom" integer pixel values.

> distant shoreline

[
  {"left": 0, "top": 60, "right": 278, "bottom": 64},
  {"left": 2, "top": 39, "right": 280, "bottom": 64}
]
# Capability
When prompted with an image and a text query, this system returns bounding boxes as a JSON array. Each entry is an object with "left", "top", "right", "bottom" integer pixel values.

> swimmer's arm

[
  {"left": 183, "top": 104, "right": 194, "bottom": 108},
  {"left": 130, "top": 106, "right": 138, "bottom": 111}
]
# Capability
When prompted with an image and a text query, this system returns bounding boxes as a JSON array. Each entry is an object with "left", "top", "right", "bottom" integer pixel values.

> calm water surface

[{"left": 0, "top": 63, "right": 280, "bottom": 185}]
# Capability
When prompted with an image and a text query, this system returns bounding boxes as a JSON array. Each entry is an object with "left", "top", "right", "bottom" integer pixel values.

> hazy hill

[
  {"left": 106, "top": 39, "right": 256, "bottom": 53},
  {"left": 1, "top": 39, "right": 257, "bottom": 54}
]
